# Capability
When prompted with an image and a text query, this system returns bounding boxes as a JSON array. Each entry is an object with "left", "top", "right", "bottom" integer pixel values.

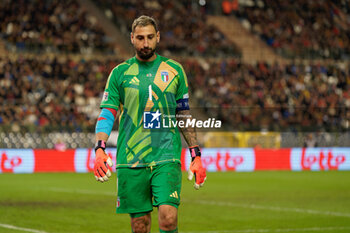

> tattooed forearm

[{"left": 176, "top": 110, "right": 198, "bottom": 147}]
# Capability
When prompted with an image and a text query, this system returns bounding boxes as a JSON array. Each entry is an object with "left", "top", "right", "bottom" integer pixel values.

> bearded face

[{"left": 131, "top": 25, "right": 160, "bottom": 61}]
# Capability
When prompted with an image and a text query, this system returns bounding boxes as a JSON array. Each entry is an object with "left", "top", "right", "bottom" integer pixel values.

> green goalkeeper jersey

[{"left": 100, "top": 54, "right": 189, "bottom": 168}]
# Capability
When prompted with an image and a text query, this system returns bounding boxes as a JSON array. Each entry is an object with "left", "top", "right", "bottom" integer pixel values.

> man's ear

[
  {"left": 130, "top": 32, "right": 134, "bottom": 44},
  {"left": 156, "top": 31, "right": 160, "bottom": 43}
]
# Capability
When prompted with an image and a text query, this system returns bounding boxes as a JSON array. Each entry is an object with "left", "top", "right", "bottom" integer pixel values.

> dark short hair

[{"left": 132, "top": 15, "right": 158, "bottom": 33}]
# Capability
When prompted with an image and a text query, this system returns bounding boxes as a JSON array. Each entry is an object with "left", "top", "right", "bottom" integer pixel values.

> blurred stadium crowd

[
  {"left": 232, "top": 0, "right": 350, "bottom": 59},
  {"left": 184, "top": 59, "right": 350, "bottom": 132},
  {"left": 0, "top": 0, "right": 349, "bottom": 148},
  {"left": 0, "top": 0, "right": 113, "bottom": 53},
  {"left": 94, "top": 0, "right": 240, "bottom": 57},
  {"left": 0, "top": 56, "right": 120, "bottom": 133}
]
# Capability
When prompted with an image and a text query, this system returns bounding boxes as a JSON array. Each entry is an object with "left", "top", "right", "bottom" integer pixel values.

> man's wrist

[
  {"left": 189, "top": 145, "right": 201, "bottom": 161},
  {"left": 95, "top": 140, "right": 106, "bottom": 152}
]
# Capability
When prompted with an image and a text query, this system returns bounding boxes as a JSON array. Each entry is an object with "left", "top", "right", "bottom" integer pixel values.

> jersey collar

[{"left": 135, "top": 53, "right": 160, "bottom": 67}]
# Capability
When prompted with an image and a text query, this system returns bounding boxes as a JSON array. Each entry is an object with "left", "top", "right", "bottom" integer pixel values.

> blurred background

[
  {"left": 0, "top": 0, "right": 349, "bottom": 149},
  {"left": 1, "top": 1, "right": 350, "bottom": 233}
]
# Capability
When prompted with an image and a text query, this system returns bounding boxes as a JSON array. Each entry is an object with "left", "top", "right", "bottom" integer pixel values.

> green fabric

[
  {"left": 100, "top": 54, "right": 189, "bottom": 168},
  {"left": 159, "top": 227, "right": 178, "bottom": 233},
  {"left": 129, "top": 211, "right": 150, "bottom": 218},
  {"left": 116, "top": 163, "right": 182, "bottom": 214}
]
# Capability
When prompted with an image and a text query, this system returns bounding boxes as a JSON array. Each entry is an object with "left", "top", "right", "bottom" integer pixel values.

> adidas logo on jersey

[
  {"left": 129, "top": 77, "right": 139, "bottom": 85},
  {"left": 169, "top": 191, "right": 178, "bottom": 199}
]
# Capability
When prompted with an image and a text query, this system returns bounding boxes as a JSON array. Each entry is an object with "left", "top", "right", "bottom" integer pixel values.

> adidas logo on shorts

[{"left": 169, "top": 191, "right": 178, "bottom": 199}]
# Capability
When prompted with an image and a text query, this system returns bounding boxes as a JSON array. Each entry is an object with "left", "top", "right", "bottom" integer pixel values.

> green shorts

[{"left": 116, "top": 162, "right": 182, "bottom": 214}]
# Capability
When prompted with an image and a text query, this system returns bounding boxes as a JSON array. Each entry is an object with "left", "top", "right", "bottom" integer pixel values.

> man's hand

[
  {"left": 94, "top": 140, "right": 113, "bottom": 182},
  {"left": 187, "top": 146, "right": 207, "bottom": 189}
]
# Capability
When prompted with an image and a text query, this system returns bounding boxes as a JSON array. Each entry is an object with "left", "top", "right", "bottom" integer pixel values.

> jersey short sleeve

[
  {"left": 100, "top": 67, "right": 121, "bottom": 110},
  {"left": 175, "top": 64, "right": 189, "bottom": 101}
]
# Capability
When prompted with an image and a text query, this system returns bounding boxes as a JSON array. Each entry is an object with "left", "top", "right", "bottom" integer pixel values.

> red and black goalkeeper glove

[
  {"left": 94, "top": 140, "right": 113, "bottom": 183},
  {"left": 188, "top": 146, "right": 207, "bottom": 190}
]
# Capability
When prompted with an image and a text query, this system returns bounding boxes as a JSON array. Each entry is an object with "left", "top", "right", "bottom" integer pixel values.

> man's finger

[
  {"left": 194, "top": 174, "right": 207, "bottom": 189},
  {"left": 195, "top": 173, "right": 206, "bottom": 184},
  {"left": 106, "top": 169, "right": 111, "bottom": 178},
  {"left": 94, "top": 170, "right": 99, "bottom": 181},
  {"left": 99, "top": 167, "right": 109, "bottom": 181},
  {"left": 98, "top": 167, "right": 109, "bottom": 181},
  {"left": 100, "top": 163, "right": 108, "bottom": 174},
  {"left": 106, "top": 157, "right": 113, "bottom": 167},
  {"left": 199, "top": 177, "right": 207, "bottom": 187},
  {"left": 188, "top": 169, "right": 194, "bottom": 181},
  {"left": 97, "top": 168, "right": 106, "bottom": 182},
  {"left": 194, "top": 183, "right": 200, "bottom": 190},
  {"left": 194, "top": 179, "right": 205, "bottom": 190}
]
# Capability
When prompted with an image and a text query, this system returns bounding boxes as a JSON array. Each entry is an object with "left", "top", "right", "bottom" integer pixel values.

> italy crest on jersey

[{"left": 161, "top": 71, "right": 169, "bottom": 82}]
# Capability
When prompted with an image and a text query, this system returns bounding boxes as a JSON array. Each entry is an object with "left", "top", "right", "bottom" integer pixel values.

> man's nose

[{"left": 144, "top": 38, "right": 149, "bottom": 47}]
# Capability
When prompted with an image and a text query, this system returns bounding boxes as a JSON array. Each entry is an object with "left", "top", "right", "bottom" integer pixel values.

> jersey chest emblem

[
  {"left": 153, "top": 63, "right": 176, "bottom": 92},
  {"left": 161, "top": 71, "right": 169, "bottom": 82}
]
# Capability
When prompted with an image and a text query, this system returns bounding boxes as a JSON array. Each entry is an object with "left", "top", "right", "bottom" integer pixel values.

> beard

[{"left": 136, "top": 47, "right": 156, "bottom": 60}]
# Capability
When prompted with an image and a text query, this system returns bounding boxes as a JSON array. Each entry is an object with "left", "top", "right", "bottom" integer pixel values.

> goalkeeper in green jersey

[{"left": 93, "top": 15, "right": 206, "bottom": 233}]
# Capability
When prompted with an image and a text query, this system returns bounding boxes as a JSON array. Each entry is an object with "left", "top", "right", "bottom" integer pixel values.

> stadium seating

[
  {"left": 233, "top": 0, "right": 350, "bottom": 59},
  {"left": 182, "top": 58, "right": 350, "bottom": 132},
  {"left": 0, "top": 0, "right": 114, "bottom": 53},
  {"left": 0, "top": 55, "right": 121, "bottom": 134},
  {"left": 93, "top": 0, "right": 241, "bottom": 57},
  {"left": 1, "top": 55, "right": 348, "bottom": 135}
]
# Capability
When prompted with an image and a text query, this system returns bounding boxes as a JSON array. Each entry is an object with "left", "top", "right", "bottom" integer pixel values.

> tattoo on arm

[{"left": 176, "top": 110, "right": 198, "bottom": 147}]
